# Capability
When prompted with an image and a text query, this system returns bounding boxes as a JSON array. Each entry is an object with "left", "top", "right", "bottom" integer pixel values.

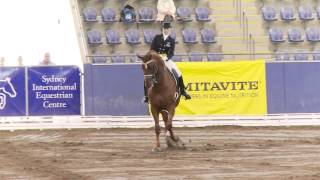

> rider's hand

[{"left": 160, "top": 54, "right": 168, "bottom": 61}]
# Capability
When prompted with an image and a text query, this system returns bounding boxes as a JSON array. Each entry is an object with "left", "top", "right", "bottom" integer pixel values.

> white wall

[{"left": 0, "top": 0, "right": 82, "bottom": 67}]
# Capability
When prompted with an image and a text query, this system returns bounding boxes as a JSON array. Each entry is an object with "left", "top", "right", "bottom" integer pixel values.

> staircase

[{"left": 210, "top": 0, "right": 272, "bottom": 60}]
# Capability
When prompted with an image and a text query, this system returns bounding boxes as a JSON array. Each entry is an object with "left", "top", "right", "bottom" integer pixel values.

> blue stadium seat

[
  {"left": 143, "top": 29, "right": 159, "bottom": 44},
  {"left": 288, "top": 28, "right": 304, "bottom": 42},
  {"left": 87, "top": 30, "right": 103, "bottom": 45},
  {"left": 138, "top": 7, "right": 155, "bottom": 23},
  {"left": 275, "top": 51, "right": 290, "bottom": 61},
  {"left": 312, "top": 50, "right": 320, "bottom": 60},
  {"left": 280, "top": 6, "right": 296, "bottom": 21},
  {"left": 189, "top": 53, "right": 203, "bottom": 61},
  {"left": 182, "top": 28, "right": 198, "bottom": 43},
  {"left": 195, "top": 7, "right": 211, "bottom": 22},
  {"left": 106, "top": 29, "right": 121, "bottom": 44},
  {"left": 101, "top": 8, "right": 117, "bottom": 23},
  {"left": 172, "top": 54, "right": 183, "bottom": 62},
  {"left": 269, "top": 28, "right": 285, "bottom": 43},
  {"left": 298, "top": 6, "right": 314, "bottom": 21},
  {"left": 200, "top": 28, "right": 216, "bottom": 43},
  {"left": 111, "top": 55, "right": 126, "bottom": 63},
  {"left": 316, "top": 6, "right": 320, "bottom": 19},
  {"left": 177, "top": 7, "right": 193, "bottom": 22},
  {"left": 293, "top": 52, "right": 308, "bottom": 61},
  {"left": 261, "top": 6, "right": 277, "bottom": 21},
  {"left": 92, "top": 53, "right": 107, "bottom": 63},
  {"left": 170, "top": 30, "right": 178, "bottom": 43},
  {"left": 125, "top": 29, "right": 141, "bottom": 44},
  {"left": 83, "top": 7, "right": 98, "bottom": 22},
  {"left": 207, "top": 53, "right": 222, "bottom": 61},
  {"left": 306, "top": 27, "right": 320, "bottom": 42}
]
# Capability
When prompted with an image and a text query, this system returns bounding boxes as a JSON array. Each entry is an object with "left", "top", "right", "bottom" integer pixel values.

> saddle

[{"left": 166, "top": 67, "right": 180, "bottom": 99}]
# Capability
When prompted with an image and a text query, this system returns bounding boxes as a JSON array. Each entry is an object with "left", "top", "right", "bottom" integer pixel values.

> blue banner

[
  {"left": 84, "top": 64, "right": 148, "bottom": 116},
  {"left": 0, "top": 67, "right": 26, "bottom": 116},
  {"left": 28, "top": 66, "right": 80, "bottom": 115}
]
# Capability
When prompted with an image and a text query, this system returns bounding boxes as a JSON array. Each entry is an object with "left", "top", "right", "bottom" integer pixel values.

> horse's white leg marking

[
  {"left": 166, "top": 130, "right": 171, "bottom": 137},
  {"left": 161, "top": 109, "right": 171, "bottom": 136}
]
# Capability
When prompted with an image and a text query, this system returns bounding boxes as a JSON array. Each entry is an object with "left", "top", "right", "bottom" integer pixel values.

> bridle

[{"left": 143, "top": 59, "right": 159, "bottom": 86}]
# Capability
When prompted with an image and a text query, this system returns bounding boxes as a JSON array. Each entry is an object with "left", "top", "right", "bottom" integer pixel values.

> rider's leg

[
  {"left": 142, "top": 82, "right": 148, "bottom": 103},
  {"left": 165, "top": 60, "right": 191, "bottom": 100},
  {"left": 178, "top": 76, "right": 191, "bottom": 100}
]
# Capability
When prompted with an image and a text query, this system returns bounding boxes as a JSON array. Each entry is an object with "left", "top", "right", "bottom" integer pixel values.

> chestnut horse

[{"left": 138, "top": 50, "right": 184, "bottom": 151}]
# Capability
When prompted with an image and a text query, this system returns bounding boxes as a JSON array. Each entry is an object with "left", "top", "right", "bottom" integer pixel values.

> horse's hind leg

[
  {"left": 166, "top": 108, "right": 175, "bottom": 139},
  {"left": 160, "top": 110, "right": 169, "bottom": 135},
  {"left": 162, "top": 110, "right": 176, "bottom": 148},
  {"left": 161, "top": 109, "right": 175, "bottom": 139},
  {"left": 164, "top": 108, "right": 185, "bottom": 149},
  {"left": 151, "top": 107, "right": 161, "bottom": 151}
]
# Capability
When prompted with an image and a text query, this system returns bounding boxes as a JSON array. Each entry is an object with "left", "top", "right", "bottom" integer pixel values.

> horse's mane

[{"left": 146, "top": 50, "right": 163, "bottom": 63}]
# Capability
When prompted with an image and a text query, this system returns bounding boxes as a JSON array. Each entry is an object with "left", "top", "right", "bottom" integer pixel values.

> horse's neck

[{"left": 157, "top": 66, "right": 174, "bottom": 87}]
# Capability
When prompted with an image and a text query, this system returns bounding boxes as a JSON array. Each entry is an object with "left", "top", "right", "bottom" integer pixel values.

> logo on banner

[{"left": 0, "top": 77, "right": 17, "bottom": 110}]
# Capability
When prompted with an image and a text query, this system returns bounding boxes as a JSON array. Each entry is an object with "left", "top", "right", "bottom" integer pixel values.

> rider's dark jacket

[{"left": 150, "top": 34, "right": 175, "bottom": 60}]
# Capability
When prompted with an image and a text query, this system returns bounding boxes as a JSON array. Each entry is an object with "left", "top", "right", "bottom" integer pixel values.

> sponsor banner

[
  {"left": 176, "top": 61, "right": 267, "bottom": 115},
  {"left": 0, "top": 67, "right": 26, "bottom": 116},
  {"left": 28, "top": 66, "right": 80, "bottom": 115}
]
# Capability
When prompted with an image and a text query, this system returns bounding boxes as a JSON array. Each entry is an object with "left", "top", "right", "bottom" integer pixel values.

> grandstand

[
  {"left": 70, "top": 0, "right": 320, "bottom": 62},
  {"left": 71, "top": 0, "right": 225, "bottom": 63}
]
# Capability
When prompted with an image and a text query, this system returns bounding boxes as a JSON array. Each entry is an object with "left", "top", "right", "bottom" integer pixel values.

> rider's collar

[{"left": 163, "top": 33, "right": 169, "bottom": 41}]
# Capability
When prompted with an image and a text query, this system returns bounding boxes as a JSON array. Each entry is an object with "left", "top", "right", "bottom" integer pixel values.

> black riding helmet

[{"left": 162, "top": 22, "right": 172, "bottom": 29}]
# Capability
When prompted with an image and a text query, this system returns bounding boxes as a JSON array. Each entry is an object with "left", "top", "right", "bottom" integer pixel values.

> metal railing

[
  {"left": 236, "top": 0, "right": 257, "bottom": 60},
  {"left": 86, "top": 52, "right": 320, "bottom": 64}
]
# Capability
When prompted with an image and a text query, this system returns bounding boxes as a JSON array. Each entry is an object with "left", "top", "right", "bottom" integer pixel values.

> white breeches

[{"left": 165, "top": 59, "right": 182, "bottom": 77}]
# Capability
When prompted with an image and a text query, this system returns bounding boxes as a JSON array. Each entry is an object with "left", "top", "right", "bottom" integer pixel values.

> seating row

[
  {"left": 262, "top": 5, "right": 320, "bottom": 21},
  {"left": 92, "top": 52, "right": 222, "bottom": 63},
  {"left": 275, "top": 51, "right": 320, "bottom": 61},
  {"left": 269, "top": 27, "right": 320, "bottom": 42},
  {"left": 87, "top": 28, "right": 217, "bottom": 45},
  {"left": 83, "top": 6, "right": 211, "bottom": 23}
]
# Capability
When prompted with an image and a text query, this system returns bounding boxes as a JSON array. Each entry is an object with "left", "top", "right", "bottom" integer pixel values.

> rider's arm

[
  {"left": 150, "top": 35, "right": 158, "bottom": 51},
  {"left": 167, "top": 38, "right": 175, "bottom": 60}
]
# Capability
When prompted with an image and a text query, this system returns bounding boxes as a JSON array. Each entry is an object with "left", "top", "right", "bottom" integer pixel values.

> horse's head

[
  {"left": 138, "top": 50, "right": 165, "bottom": 86},
  {"left": 138, "top": 50, "right": 164, "bottom": 69}
]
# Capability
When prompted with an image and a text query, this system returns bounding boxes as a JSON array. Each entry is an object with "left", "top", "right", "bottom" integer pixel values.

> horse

[{"left": 138, "top": 50, "right": 185, "bottom": 151}]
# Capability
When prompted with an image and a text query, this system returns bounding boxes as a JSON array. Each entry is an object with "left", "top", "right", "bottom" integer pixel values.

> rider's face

[{"left": 163, "top": 28, "right": 171, "bottom": 36}]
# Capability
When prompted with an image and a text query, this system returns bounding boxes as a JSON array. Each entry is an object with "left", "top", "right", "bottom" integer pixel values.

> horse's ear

[{"left": 137, "top": 54, "right": 144, "bottom": 60}]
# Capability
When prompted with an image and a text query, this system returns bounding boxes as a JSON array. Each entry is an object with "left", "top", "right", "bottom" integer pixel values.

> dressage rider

[{"left": 143, "top": 22, "right": 191, "bottom": 103}]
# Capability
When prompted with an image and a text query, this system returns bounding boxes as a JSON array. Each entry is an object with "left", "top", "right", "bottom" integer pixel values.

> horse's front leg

[{"left": 151, "top": 107, "right": 161, "bottom": 152}]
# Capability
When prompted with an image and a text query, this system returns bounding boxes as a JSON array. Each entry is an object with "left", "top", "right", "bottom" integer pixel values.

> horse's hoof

[
  {"left": 165, "top": 136, "right": 176, "bottom": 148},
  {"left": 173, "top": 135, "right": 180, "bottom": 142},
  {"left": 166, "top": 135, "right": 186, "bottom": 149},
  {"left": 152, "top": 147, "right": 162, "bottom": 152}
]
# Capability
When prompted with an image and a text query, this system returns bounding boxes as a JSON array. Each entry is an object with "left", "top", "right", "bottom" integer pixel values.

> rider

[{"left": 143, "top": 22, "right": 191, "bottom": 103}]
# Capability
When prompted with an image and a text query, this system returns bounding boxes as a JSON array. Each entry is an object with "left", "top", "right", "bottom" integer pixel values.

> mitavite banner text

[
  {"left": 176, "top": 61, "right": 267, "bottom": 115},
  {"left": 28, "top": 66, "right": 80, "bottom": 115}
]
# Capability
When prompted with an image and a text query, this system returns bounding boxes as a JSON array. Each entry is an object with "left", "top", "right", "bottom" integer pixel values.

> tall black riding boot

[
  {"left": 178, "top": 76, "right": 191, "bottom": 100},
  {"left": 142, "top": 83, "right": 148, "bottom": 103}
]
